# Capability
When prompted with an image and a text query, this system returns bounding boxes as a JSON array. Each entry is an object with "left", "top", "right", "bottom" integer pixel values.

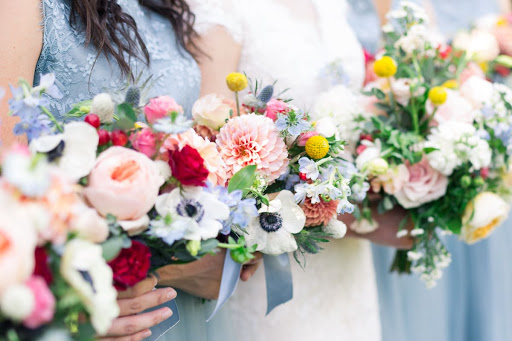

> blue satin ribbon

[
  {"left": 263, "top": 253, "right": 293, "bottom": 315},
  {"left": 206, "top": 251, "right": 243, "bottom": 322},
  {"left": 146, "top": 299, "right": 180, "bottom": 341}
]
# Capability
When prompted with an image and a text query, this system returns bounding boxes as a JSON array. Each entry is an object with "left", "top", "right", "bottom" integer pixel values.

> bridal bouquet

[
  {"left": 190, "top": 73, "right": 364, "bottom": 262},
  {"left": 352, "top": 2, "right": 512, "bottom": 286}
]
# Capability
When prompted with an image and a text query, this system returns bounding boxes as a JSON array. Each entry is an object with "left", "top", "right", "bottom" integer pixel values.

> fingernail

[
  {"left": 162, "top": 308, "right": 173, "bottom": 321},
  {"left": 167, "top": 288, "right": 176, "bottom": 300},
  {"left": 142, "top": 330, "right": 152, "bottom": 338}
]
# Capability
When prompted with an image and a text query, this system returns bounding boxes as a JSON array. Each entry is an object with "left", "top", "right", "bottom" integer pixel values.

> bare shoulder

[{"left": 0, "top": 0, "right": 44, "bottom": 79}]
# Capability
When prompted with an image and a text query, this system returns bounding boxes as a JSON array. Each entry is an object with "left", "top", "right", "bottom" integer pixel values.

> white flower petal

[
  {"left": 118, "top": 215, "right": 150, "bottom": 236},
  {"left": 275, "top": 191, "right": 306, "bottom": 234},
  {"left": 244, "top": 218, "right": 268, "bottom": 251},
  {"left": 30, "top": 134, "right": 64, "bottom": 153},
  {"left": 262, "top": 228, "right": 298, "bottom": 255},
  {"left": 60, "top": 122, "right": 99, "bottom": 180}
]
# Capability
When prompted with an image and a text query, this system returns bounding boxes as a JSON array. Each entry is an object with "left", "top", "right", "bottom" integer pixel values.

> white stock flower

[{"left": 245, "top": 191, "right": 306, "bottom": 255}]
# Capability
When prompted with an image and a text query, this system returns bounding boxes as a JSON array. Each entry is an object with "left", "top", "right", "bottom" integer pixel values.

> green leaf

[
  {"left": 102, "top": 237, "right": 124, "bottom": 261},
  {"left": 496, "top": 55, "right": 512, "bottom": 68},
  {"left": 228, "top": 165, "right": 257, "bottom": 194},
  {"left": 114, "top": 103, "right": 137, "bottom": 130}
]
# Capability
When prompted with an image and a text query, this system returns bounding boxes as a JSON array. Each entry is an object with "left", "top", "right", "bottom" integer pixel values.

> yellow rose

[
  {"left": 461, "top": 192, "right": 509, "bottom": 244},
  {"left": 373, "top": 56, "right": 397, "bottom": 78},
  {"left": 428, "top": 86, "right": 448, "bottom": 105},
  {"left": 226, "top": 72, "right": 248, "bottom": 92}
]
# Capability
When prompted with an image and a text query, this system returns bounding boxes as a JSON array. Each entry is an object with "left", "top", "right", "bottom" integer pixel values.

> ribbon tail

[
  {"left": 264, "top": 253, "right": 293, "bottom": 315},
  {"left": 146, "top": 299, "right": 180, "bottom": 341},
  {"left": 206, "top": 251, "right": 242, "bottom": 322}
]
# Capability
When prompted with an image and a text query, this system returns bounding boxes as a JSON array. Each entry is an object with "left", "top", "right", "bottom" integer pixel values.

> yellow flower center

[
  {"left": 226, "top": 73, "right": 248, "bottom": 92},
  {"left": 479, "top": 62, "right": 489, "bottom": 73},
  {"left": 442, "top": 79, "right": 458, "bottom": 89},
  {"left": 496, "top": 17, "right": 508, "bottom": 27},
  {"left": 305, "top": 136, "right": 329, "bottom": 159},
  {"left": 471, "top": 217, "right": 501, "bottom": 241},
  {"left": 373, "top": 56, "right": 397, "bottom": 78},
  {"left": 428, "top": 86, "right": 448, "bottom": 105}
]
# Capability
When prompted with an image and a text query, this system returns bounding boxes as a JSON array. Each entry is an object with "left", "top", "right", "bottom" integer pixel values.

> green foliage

[
  {"left": 113, "top": 103, "right": 137, "bottom": 130},
  {"left": 228, "top": 165, "right": 257, "bottom": 195},
  {"left": 293, "top": 227, "right": 331, "bottom": 267}
]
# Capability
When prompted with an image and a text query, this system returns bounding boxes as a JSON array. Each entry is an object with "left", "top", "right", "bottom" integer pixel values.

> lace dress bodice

[
  {"left": 35, "top": 0, "right": 201, "bottom": 118},
  {"left": 188, "top": 1, "right": 380, "bottom": 340}
]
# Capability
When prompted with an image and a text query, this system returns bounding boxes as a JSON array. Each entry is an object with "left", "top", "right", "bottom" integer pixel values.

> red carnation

[
  {"left": 168, "top": 145, "right": 209, "bottom": 186},
  {"left": 108, "top": 241, "right": 151, "bottom": 291},
  {"left": 33, "top": 247, "right": 53, "bottom": 285}
]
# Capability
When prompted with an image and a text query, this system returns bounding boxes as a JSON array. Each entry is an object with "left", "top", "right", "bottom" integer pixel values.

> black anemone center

[
  {"left": 177, "top": 199, "right": 205, "bottom": 222},
  {"left": 78, "top": 270, "right": 96, "bottom": 293},
  {"left": 259, "top": 212, "right": 283, "bottom": 233},
  {"left": 47, "top": 140, "right": 66, "bottom": 162},
  {"left": 185, "top": 204, "right": 197, "bottom": 217}
]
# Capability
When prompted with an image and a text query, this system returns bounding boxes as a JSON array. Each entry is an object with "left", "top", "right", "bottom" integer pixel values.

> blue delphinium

[{"left": 205, "top": 183, "right": 259, "bottom": 235}]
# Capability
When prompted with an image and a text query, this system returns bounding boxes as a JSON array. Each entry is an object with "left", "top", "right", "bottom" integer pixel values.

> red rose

[
  {"left": 108, "top": 241, "right": 151, "bottom": 291},
  {"left": 168, "top": 145, "right": 209, "bottom": 186},
  {"left": 33, "top": 247, "right": 53, "bottom": 285}
]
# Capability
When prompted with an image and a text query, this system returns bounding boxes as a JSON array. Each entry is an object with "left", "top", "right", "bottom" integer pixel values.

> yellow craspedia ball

[
  {"left": 305, "top": 135, "right": 329, "bottom": 159},
  {"left": 442, "top": 79, "right": 458, "bottom": 89},
  {"left": 496, "top": 16, "right": 508, "bottom": 27},
  {"left": 226, "top": 72, "right": 248, "bottom": 92},
  {"left": 428, "top": 86, "right": 448, "bottom": 105},
  {"left": 373, "top": 56, "right": 397, "bottom": 78}
]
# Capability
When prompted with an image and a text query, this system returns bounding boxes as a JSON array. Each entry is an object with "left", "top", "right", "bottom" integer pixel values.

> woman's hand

[
  {"left": 99, "top": 276, "right": 176, "bottom": 341},
  {"left": 340, "top": 203, "right": 414, "bottom": 250},
  {"left": 240, "top": 252, "right": 263, "bottom": 282},
  {"left": 156, "top": 249, "right": 226, "bottom": 300}
]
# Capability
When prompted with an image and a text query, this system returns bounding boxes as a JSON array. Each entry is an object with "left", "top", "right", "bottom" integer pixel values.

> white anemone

[
  {"left": 245, "top": 191, "right": 306, "bottom": 255},
  {"left": 155, "top": 187, "right": 230, "bottom": 240}
]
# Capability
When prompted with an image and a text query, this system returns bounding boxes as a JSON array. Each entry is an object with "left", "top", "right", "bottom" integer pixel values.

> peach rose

[
  {"left": 394, "top": 158, "right": 448, "bottom": 209},
  {"left": 84, "top": 147, "right": 165, "bottom": 221},
  {"left": 371, "top": 164, "right": 409, "bottom": 195},
  {"left": 144, "top": 96, "right": 184, "bottom": 125},
  {"left": 0, "top": 191, "right": 37, "bottom": 297},
  {"left": 192, "top": 94, "right": 234, "bottom": 130},
  {"left": 161, "top": 129, "right": 227, "bottom": 186},
  {"left": 427, "top": 89, "right": 475, "bottom": 125}
]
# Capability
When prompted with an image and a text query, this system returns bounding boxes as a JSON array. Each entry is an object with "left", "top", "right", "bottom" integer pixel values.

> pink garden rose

[
  {"left": 130, "top": 128, "right": 157, "bottom": 158},
  {"left": 265, "top": 99, "right": 290, "bottom": 121},
  {"left": 459, "top": 62, "right": 486, "bottom": 85},
  {"left": 161, "top": 129, "right": 228, "bottom": 186},
  {"left": 298, "top": 131, "right": 318, "bottom": 147},
  {"left": 23, "top": 276, "right": 55, "bottom": 329},
  {"left": 144, "top": 96, "right": 183, "bottom": 125},
  {"left": 427, "top": 89, "right": 475, "bottom": 125},
  {"left": 394, "top": 158, "right": 448, "bottom": 209},
  {"left": 84, "top": 147, "right": 164, "bottom": 221}
]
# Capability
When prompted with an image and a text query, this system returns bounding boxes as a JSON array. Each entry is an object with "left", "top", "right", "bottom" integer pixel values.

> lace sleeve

[{"left": 188, "top": 0, "right": 244, "bottom": 44}]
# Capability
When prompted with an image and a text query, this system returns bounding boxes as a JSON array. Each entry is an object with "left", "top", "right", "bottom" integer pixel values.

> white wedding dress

[{"left": 189, "top": 0, "right": 382, "bottom": 340}]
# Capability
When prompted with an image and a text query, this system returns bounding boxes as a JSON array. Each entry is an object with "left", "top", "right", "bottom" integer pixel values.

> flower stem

[
  {"left": 41, "top": 106, "right": 63, "bottom": 133},
  {"left": 235, "top": 92, "right": 241, "bottom": 116},
  {"left": 217, "top": 243, "right": 238, "bottom": 250}
]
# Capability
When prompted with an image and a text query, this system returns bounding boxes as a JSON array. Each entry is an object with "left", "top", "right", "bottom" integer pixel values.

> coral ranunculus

[
  {"left": 108, "top": 241, "right": 151, "bottom": 290},
  {"left": 216, "top": 114, "right": 289, "bottom": 182},
  {"left": 168, "top": 145, "right": 209, "bottom": 186}
]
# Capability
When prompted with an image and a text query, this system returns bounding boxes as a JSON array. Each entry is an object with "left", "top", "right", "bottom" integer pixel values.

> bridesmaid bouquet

[
  {"left": 0, "top": 145, "right": 119, "bottom": 339},
  {"left": 190, "top": 73, "right": 364, "bottom": 262},
  {"left": 352, "top": 2, "right": 512, "bottom": 287}
]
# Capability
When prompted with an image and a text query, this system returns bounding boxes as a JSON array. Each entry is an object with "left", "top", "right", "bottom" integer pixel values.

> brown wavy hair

[{"left": 69, "top": 0, "right": 200, "bottom": 76}]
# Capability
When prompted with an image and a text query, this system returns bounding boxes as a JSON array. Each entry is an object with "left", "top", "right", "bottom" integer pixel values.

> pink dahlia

[
  {"left": 301, "top": 197, "right": 339, "bottom": 227},
  {"left": 161, "top": 129, "right": 227, "bottom": 186},
  {"left": 216, "top": 114, "right": 289, "bottom": 182}
]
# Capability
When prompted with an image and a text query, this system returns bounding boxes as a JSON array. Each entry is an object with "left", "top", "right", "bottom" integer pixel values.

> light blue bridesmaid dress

[
  {"left": 348, "top": 0, "right": 512, "bottom": 340},
  {"left": 35, "top": 1, "right": 230, "bottom": 339}
]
